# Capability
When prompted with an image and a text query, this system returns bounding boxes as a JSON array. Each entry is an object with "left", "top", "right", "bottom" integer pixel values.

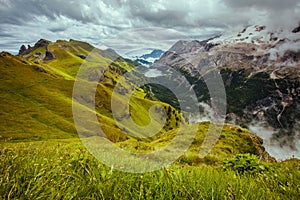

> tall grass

[{"left": 1, "top": 140, "right": 299, "bottom": 199}]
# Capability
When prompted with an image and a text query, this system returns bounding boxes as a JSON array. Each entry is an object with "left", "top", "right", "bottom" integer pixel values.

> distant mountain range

[{"left": 126, "top": 49, "right": 164, "bottom": 67}]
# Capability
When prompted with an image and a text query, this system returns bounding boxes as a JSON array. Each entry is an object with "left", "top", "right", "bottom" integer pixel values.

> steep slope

[
  {"left": 0, "top": 51, "right": 76, "bottom": 140},
  {"left": 153, "top": 24, "right": 300, "bottom": 159},
  {"left": 0, "top": 39, "right": 179, "bottom": 142}
]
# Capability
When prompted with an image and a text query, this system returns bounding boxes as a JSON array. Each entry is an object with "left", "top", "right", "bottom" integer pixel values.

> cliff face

[{"left": 153, "top": 25, "right": 300, "bottom": 153}]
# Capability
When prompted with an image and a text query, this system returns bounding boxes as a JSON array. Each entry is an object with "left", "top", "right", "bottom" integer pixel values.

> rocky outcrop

[
  {"left": 18, "top": 45, "right": 34, "bottom": 56},
  {"left": 44, "top": 47, "right": 55, "bottom": 61},
  {"left": 18, "top": 39, "right": 52, "bottom": 57},
  {"left": 18, "top": 45, "right": 27, "bottom": 55},
  {"left": 292, "top": 23, "right": 300, "bottom": 33},
  {"left": 18, "top": 39, "right": 55, "bottom": 61}
]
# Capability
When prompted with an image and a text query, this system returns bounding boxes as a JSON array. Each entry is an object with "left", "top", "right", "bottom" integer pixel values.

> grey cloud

[
  {"left": 126, "top": 2, "right": 186, "bottom": 27},
  {"left": 1, "top": 0, "right": 300, "bottom": 54},
  {"left": 48, "top": 27, "right": 68, "bottom": 33},
  {"left": 222, "top": 0, "right": 300, "bottom": 31},
  {"left": 223, "top": 0, "right": 300, "bottom": 10},
  {"left": 0, "top": 32, "right": 14, "bottom": 38},
  {"left": 123, "top": 0, "right": 211, "bottom": 28},
  {"left": 0, "top": 0, "right": 95, "bottom": 25},
  {"left": 100, "top": 0, "right": 124, "bottom": 8}
]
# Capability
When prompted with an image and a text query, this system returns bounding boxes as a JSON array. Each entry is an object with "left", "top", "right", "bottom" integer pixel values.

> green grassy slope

[
  {"left": 118, "top": 122, "right": 274, "bottom": 165},
  {"left": 0, "top": 52, "right": 76, "bottom": 141},
  {"left": 0, "top": 40, "right": 179, "bottom": 142}
]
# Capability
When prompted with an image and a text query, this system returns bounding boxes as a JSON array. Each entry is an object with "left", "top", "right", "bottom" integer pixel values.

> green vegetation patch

[{"left": 0, "top": 141, "right": 299, "bottom": 199}]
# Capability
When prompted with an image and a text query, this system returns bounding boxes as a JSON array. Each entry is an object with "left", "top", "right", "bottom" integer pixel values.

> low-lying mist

[{"left": 249, "top": 122, "right": 299, "bottom": 161}]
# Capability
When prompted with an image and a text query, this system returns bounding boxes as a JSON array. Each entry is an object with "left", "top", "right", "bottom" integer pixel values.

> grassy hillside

[
  {"left": 0, "top": 52, "right": 76, "bottom": 141},
  {"left": 117, "top": 122, "right": 274, "bottom": 165},
  {"left": 0, "top": 39, "right": 180, "bottom": 142}
]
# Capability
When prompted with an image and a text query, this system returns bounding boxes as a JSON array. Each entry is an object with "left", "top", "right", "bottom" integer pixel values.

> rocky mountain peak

[
  {"left": 19, "top": 45, "right": 27, "bottom": 55},
  {"left": 168, "top": 39, "right": 217, "bottom": 55},
  {"left": 34, "top": 39, "right": 51, "bottom": 48}
]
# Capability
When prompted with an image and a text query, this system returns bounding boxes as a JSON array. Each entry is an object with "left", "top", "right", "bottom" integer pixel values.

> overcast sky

[{"left": 0, "top": 0, "right": 299, "bottom": 55}]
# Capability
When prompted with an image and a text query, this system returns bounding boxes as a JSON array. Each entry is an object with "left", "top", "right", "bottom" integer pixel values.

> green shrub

[{"left": 223, "top": 153, "right": 270, "bottom": 174}]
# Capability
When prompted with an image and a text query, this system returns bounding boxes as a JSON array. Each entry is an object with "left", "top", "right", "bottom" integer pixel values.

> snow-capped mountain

[
  {"left": 209, "top": 24, "right": 300, "bottom": 66},
  {"left": 125, "top": 49, "right": 164, "bottom": 67}
]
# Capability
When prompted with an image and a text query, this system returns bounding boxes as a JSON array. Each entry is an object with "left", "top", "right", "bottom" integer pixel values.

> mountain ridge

[{"left": 152, "top": 25, "right": 300, "bottom": 160}]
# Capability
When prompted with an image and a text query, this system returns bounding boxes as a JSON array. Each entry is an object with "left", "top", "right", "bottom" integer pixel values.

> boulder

[{"left": 44, "top": 50, "right": 55, "bottom": 61}]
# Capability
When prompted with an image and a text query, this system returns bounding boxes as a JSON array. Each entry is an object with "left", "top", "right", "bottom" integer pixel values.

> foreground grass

[{"left": 1, "top": 140, "right": 299, "bottom": 199}]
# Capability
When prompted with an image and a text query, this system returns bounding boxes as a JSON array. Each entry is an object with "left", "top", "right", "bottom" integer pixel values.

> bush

[{"left": 223, "top": 154, "right": 270, "bottom": 174}]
